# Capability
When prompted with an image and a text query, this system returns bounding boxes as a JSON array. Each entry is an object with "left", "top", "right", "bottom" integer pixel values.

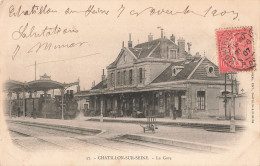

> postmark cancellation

[{"left": 216, "top": 27, "right": 255, "bottom": 73}]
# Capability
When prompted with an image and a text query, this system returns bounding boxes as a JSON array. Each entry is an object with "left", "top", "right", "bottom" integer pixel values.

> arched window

[
  {"left": 208, "top": 66, "right": 214, "bottom": 73},
  {"left": 206, "top": 65, "right": 216, "bottom": 77}
]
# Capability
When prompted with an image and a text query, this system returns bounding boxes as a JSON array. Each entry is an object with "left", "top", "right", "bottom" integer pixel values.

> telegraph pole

[{"left": 230, "top": 73, "right": 236, "bottom": 133}]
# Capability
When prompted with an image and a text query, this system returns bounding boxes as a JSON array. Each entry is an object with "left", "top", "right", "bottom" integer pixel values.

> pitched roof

[
  {"left": 109, "top": 38, "right": 180, "bottom": 65},
  {"left": 108, "top": 37, "right": 193, "bottom": 69},
  {"left": 107, "top": 47, "right": 138, "bottom": 69},
  {"left": 131, "top": 38, "right": 179, "bottom": 59},
  {"left": 132, "top": 39, "right": 161, "bottom": 58},
  {"left": 91, "top": 80, "right": 107, "bottom": 90},
  {"left": 189, "top": 58, "right": 227, "bottom": 80},
  {"left": 107, "top": 49, "right": 124, "bottom": 69},
  {"left": 152, "top": 57, "right": 203, "bottom": 83}
]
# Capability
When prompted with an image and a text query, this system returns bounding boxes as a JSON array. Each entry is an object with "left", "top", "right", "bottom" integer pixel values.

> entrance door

[
  {"left": 174, "top": 95, "right": 182, "bottom": 117},
  {"left": 153, "top": 93, "right": 158, "bottom": 115},
  {"left": 165, "top": 93, "right": 171, "bottom": 117}
]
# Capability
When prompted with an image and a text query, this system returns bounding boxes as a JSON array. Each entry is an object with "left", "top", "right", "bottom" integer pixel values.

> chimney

[
  {"left": 195, "top": 52, "right": 201, "bottom": 57},
  {"left": 128, "top": 33, "right": 132, "bottom": 48},
  {"left": 160, "top": 30, "right": 167, "bottom": 58},
  {"left": 187, "top": 42, "right": 192, "bottom": 54},
  {"left": 122, "top": 41, "right": 124, "bottom": 48},
  {"left": 170, "top": 34, "right": 175, "bottom": 43},
  {"left": 178, "top": 38, "right": 185, "bottom": 58},
  {"left": 77, "top": 77, "right": 80, "bottom": 92},
  {"left": 102, "top": 69, "right": 105, "bottom": 81},
  {"left": 148, "top": 33, "right": 153, "bottom": 42},
  {"left": 92, "top": 81, "right": 96, "bottom": 88},
  {"left": 161, "top": 29, "right": 164, "bottom": 38}
]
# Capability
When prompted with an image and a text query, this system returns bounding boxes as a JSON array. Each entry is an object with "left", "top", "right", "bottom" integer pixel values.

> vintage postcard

[{"left": 0, "top": 0, "right": 259, "bottom": 165}]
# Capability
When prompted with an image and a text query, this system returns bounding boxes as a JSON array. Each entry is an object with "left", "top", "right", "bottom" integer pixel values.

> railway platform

[{"left": 5, "top": 116, "right": 247, "bottom": 149}]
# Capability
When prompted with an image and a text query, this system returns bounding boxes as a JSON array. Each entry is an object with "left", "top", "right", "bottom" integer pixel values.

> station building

[{"left": 77, "top": 31, "right": 239, "bottom": 118}]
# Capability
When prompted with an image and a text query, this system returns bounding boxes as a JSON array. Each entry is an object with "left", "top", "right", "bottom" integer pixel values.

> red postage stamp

[{"left": 216, "top": 27, "right": 255, "bottom": 73}]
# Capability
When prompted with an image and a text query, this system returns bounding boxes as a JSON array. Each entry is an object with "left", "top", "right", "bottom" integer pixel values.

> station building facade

[{"left": 86, "top": 32, "right": 236, "bottom": 118}]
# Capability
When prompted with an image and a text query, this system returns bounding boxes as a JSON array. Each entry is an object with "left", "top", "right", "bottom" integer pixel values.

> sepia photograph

[{"left": 0, "top": 0, "right": 259, "bottom": 166}]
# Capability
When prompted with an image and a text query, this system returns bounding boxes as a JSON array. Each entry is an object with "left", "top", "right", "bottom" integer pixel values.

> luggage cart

[{"left": 140, "top": 116, "right": 158, "bottom": 133}]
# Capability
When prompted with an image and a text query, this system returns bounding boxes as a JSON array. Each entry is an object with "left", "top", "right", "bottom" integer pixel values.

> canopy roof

[
  {"left": 4, "top": 79, "right": 78, "bottom": 93},
  {"left": 27, "top": 80, "right": 65, "bottom": 91},
  {"left": 4, "top": 80, "right": 26, "bottom": 92}
]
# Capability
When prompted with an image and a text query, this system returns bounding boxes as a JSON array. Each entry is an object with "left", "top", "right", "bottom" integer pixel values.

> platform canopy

[
  {"left": 4, "top": 73, "right": 79, "bottom": 93},
  {"left": 27, "top": 80, "right": 65, "bottom": 92},
  {"left": 4, "top": 80, "right": 26, "bottom": 93}
]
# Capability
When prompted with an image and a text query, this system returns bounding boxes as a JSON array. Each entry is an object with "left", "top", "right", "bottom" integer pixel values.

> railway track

[
  {"left": 9, "top": 129, "right": 68, "bottom": 152},
  {"left": 7, "top": 121, "right": 144, "bottom": 152},
  {"left": 7, "top": 121, "right": 196, "bottom": 153},
  {"left": 8, "top": 122, "right": 118, "bottom": 152}
]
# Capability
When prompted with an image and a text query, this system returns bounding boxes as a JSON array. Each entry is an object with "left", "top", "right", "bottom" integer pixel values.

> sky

[{"left": 0, "top": 0, "right": 259, "bottom": 93}]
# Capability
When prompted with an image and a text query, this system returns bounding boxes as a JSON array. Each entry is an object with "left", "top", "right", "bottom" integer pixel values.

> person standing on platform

[{"left": 171, "top": 105, "right": 176, "bottom": 120}]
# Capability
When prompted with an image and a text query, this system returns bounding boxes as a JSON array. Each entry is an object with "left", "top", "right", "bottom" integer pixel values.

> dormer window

[
  {"left": 173, "top": 68, "right": 176, "bottom": 75},
  {"left": 172, "top": 66, "right": 184, "bottom": 76},
  {"left": 209, "top": 66, "right": 214, "bottom": 73},
  {"left": 206, "top": 65, "right": 216, "bottom": 77},
  {"left": 168, "top": 49, "right": 177, "bottom": 59}
]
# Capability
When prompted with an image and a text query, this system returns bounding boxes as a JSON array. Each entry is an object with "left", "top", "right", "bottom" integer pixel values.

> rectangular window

[
  {"left": 117, "top": 71, "right": 120, "bottom": 86},
  {"left": 123, "top": 70, "right": 126, "bottom": 85},
  {"left": 139, "top": 68, "right": 143, "bottom": 83},
  {"left": 84, "top": 104, "right": 88, "bottom": 109},
  {"left": 111, "top": 72, "right": 114, "bottom": 87},
  {"left": 197, "top": 91, "right": 205, "bottom": 110},
  {"left": 169, "top": 49, "right": 177, "bottom": 59},
  {"left": 129, "top": 69, "right": 132, "bottom": 85}
]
